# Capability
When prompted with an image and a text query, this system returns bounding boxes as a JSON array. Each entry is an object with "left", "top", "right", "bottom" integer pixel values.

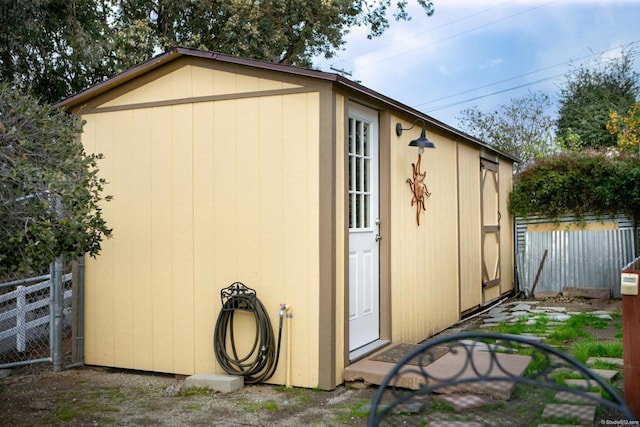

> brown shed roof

[{"left": 55, "top": 47, "right": 518, "bottom": 163}]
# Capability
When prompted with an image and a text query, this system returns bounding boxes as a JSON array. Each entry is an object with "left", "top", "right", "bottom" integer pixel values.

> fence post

[
  {"left": 51, "top": 257, "right": 63, "bottom": 372},
  {"left": 16, "top": 285, "right": 26, "bottom": 352},
  {"left": 622, "top": 260, "right": 640, "bottom": 419},
  {"left": 75, "top": 256, "right": 85, "bottom": 365}
]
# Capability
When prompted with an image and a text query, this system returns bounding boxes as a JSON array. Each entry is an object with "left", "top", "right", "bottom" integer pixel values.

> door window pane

[{"left": 349, "top": 117, "right": 372, "bottom": 230}]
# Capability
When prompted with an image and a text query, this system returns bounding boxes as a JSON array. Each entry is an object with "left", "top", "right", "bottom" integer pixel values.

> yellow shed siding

[
  {"left": 389, "top": 121, "right": 460, "bottom": 343},
  {"left": 458, "top": 143, "right": 482, "bottom": 313},
  {"left": 82, "top": 90, "right": 322, "bottom": 386},
  {"left": 100, "top": 64, "right": 302, "bottom": 108},
  {"left": 499, "top": 161, "right": 515, "bottom": 294}
]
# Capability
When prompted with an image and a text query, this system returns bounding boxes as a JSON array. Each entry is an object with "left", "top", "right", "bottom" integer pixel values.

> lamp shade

[{"left": 408, "top": 127, "right": 436, "bottom": 149}]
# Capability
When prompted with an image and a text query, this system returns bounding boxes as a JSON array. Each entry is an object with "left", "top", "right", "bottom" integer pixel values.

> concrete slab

[
  {"left": 511, "top": 303, "right": 532, "bottom": 311},
  {"left": 344, "top": 344, "right": 530, "bottom": 400},
  {"left": 483, "top": 315, "right": 512, "bottom": 323},
  {"left": 511, "top": 311, "right": 531, "bottom": 318},
  {"left": 586, "top": 357, "right": 623, "bottom": 367},
  {"left": 541, "top": 403, "right": 595, "bottom": 424},
  {"left": 428, "top": 422, "right": 483, "bottom": 427},
  {"left": 546, "top": 313, "right": 571, "bottom": 322},
  {"left": 488, "top": 307, "right": 507, "bottom": 316},
  {"left": 538, "top": 306, "right": 567, "bottom": 313},
  {"left": 590, "top": 368, "right": 618, "bottom": 381},
  {"left": 594, "top": 314, "right": 613, "bottom": 320},
  {"left": 553, "top": 390, "right": 600, "bottom": 404},
  {"left": 436, "top": 394, "right": 498, "bottom": 411},
  {"left": 589, "top": 310, "right": 612, "bottom": 316},
  {"left": 422, "top": 349, "right": 531, "bottom": 400},
  {"left": 184, "top": 373, "right": 243, "bottom": 393},
  {"left": 538, "top": 424, "right": 583, "bottom": 427}
]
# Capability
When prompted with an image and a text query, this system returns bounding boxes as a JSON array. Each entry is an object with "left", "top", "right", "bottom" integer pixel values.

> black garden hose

[{"left": 213, "top": 283, "right": 284, "bottom": 384}]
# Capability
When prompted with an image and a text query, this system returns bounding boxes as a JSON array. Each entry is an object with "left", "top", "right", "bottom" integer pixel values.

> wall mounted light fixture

[{"left": 397, "top": 119, "right": 435, "bottom": 226}]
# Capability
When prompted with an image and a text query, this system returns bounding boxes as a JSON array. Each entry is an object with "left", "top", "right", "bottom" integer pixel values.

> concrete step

[
  {"left": 590, "top": 368, "right": 618, "bottom": 381},
  {"left": 541, "top": 403, "right": 596, "bottom": 425},
  {"left": 184, "top": 373, "right": 244, "bottom": 393},
  {"left": 553, "top": 390, "right": 600, "bottom": 404},
  {"left": 428, "top": 422, "right": 483, "bottom": 427},
  {"left": 538, "top": 424, "right": 583, "bottom": 427},
  {"left": 435, "top": 394, "right": 498, "bottom": 411}
]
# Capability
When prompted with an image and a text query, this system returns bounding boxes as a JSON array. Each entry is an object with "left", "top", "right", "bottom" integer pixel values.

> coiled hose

[{"left": 213, "top": 283, "right": 284, "bottom": 384}]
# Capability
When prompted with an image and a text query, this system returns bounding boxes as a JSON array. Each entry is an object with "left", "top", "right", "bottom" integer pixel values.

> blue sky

[{"left": 313, "top": 0, "right": 640, "bottom": 129}]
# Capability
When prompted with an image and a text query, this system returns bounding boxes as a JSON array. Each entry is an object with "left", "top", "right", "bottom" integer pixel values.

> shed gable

[{"left": 99, "top": 64, "right": 303, "bottom": 109}]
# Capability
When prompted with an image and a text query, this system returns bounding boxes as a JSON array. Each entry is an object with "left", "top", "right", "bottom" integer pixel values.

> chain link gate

[{"left": 0, "top": 257, "right": 84, "bottom": 370}]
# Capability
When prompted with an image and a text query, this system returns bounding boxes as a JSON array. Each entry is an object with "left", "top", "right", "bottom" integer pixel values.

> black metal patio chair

[{"left": 367, "top": 331, "right": 636, "bottom": 426}]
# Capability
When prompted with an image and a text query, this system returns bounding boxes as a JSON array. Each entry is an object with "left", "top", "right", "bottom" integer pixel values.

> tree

[
  {"left": 0, "top": 83, "right": 111, "bottom": 275},
  {"left": 556, "top": 50, "right": 639, "bottom": 150},
  {"left": 607, "top": 101, "right": 640, "bottom": 151},
  {"left": 0, "top": 0, "right": 116, "bottom": 104},
  {"left": 2, "top": 1, "right": 435, "bottom": 102},
  {"left": 457, "top": 91, "right": 555, "bottom": 170},
  {"left": 111, "top": 0, "right": 435, "bottom": 71}
]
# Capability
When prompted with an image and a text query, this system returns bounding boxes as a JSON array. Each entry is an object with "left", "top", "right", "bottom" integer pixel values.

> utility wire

[
  {"left": 331, "top": 0, "right": 517, "bottom": 67},
  {"left": 418, "top": 41, "right": 640, "bottom": 110},
  {"left": 338, "top": 0, "right": 557, "bottom": 70}
]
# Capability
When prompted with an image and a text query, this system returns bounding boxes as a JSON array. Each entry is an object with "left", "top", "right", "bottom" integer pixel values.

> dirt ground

[{"left": 0, "top": 296, "right": 624, "bottom": 427}]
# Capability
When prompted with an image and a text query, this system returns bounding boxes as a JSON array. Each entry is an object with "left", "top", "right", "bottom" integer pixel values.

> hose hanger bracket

[{"left": 220, "top": 282, "right": 256, "bottom": 311}]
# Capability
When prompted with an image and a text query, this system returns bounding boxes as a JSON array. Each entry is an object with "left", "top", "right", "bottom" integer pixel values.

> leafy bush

[
  {"left": 0, "top": 83, "right": 111, "bottom": 275},
  {"left": 509, "top": 150, "right": 640, "bottom": 222}
]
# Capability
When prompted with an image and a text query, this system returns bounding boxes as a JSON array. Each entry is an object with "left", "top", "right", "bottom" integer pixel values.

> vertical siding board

[
  {"left": 170, "top": 104, "right": 195, "bottom": 374},
  {"left": 112, "top": 110, "right": 134, "bottom": 368},
  {"left": 307, "top": 93, "right": 321, "bottom": 385},
  {"left": 193, "top": 102, "right": 217, "bottom": 373},
  {"left": 234, "top": 98, "right": 261, "bottom": 284},
  {"left": 281, "top": 93, "right": 319, "bottom": 385},
  {"left": 150, "top": 107, "right": 174, "bottom": 372},
  {"left": 84, "top": 114, "right": 116, "bottom": 365},
  {"left": 458, "top": 143, "right": 482, "bottom": 312},
  {"left": 257, "top": 95, "right": 286, "bottom": 381},
  {"left": 212, "top": 99, "right": 238, "bottom": 286},
  {"left": 131, "top": 108, "right": 154, "bottom": 370}
]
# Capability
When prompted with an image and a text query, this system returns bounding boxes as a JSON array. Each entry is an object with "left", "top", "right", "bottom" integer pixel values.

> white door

[{"left": 348, "top": 104, "right": 380, "bottom": 352}]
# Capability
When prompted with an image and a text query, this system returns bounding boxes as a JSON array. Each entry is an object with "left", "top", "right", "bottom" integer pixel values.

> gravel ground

[{"left": 0, "top": 296, "right": 625, "bottom": 426}]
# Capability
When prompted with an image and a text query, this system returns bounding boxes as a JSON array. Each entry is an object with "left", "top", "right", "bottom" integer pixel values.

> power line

[
  {"left": 417, "top": 41, "right": 640, "bottom": 109},
  {"left": 422, "top": 46, "right": 640, "bottom": 114},
  {"left": 339, "top": 0, "right": 557, "bottom": 70},
  {"left": 330, "top": 0, "right": 518, "bottom": 66}
]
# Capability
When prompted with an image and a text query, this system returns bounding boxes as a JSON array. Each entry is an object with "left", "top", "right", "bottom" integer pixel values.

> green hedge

[{"left": 508, "top": 150, "right": 640, "bottom": 223}]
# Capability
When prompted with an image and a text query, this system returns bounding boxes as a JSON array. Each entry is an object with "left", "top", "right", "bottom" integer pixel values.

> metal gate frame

[{"left": 0, "top": 257, "right": 84, "bottom": 371}]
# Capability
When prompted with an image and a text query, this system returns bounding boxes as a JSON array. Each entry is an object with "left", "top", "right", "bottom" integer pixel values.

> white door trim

[{"left": 348, "top": 103, "right": 380, "bottom": 354}]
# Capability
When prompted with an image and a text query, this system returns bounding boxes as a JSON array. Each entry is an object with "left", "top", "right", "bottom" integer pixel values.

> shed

[{"left": 56, "top": 47, "right": 517, "bottom": 390}]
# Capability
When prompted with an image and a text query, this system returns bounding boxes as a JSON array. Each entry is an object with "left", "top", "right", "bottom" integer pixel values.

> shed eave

[{"left": 54, "top": 46, "right": 517, "bottom": 163}]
